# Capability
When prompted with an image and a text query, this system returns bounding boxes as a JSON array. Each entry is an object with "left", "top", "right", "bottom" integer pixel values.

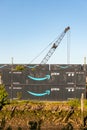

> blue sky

[{"left": 0, "top": 0, "right": 87, "bottom": 64}]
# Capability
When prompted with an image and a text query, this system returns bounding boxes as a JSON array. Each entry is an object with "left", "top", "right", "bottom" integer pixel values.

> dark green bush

[{"left": 0, "top": 84, "right": 8, "bottom": 110}]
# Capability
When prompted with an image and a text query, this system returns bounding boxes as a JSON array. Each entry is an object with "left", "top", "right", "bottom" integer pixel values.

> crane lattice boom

[{"left": 40, "top": 26, "right": 70, "bottom": 64}]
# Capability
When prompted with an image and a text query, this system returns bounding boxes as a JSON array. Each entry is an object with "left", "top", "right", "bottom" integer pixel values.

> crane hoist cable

[
  {"left": 29, "top": 42, "right": 52, "bottom": 64},
  {"left": 40, "top": 26, "right": 70, "bottom": 64},
  {"left": 29, "top": 26, "right": 70, "bottom": 64},
  {"left": 29, "top": 34, "right": 60, "bottom": 64}
]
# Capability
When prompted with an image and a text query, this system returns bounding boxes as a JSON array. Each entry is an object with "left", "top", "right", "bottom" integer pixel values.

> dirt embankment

[{"left": 0, "top": 101, "right": 87, "bottom": 130}]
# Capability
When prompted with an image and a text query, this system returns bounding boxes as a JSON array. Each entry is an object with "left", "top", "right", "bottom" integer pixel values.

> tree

[
  {"left": 0, "top": 84, "right": 8, "bottom": 110},
  {"left": 15, "top": 65, "right": 25, "bottom": 71}
]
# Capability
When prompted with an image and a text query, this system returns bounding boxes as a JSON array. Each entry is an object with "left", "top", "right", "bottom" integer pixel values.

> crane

[{"left": 40, "top": 26, "right": 70, "bottom": 64}]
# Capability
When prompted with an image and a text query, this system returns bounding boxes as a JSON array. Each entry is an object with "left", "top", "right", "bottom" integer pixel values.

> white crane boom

[{"left": 40, "top": 26, "right": 70, "bottom": 64}]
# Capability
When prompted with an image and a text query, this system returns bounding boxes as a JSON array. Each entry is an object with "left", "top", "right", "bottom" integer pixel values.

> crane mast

[{"left": 40, "top": 26, "right": 70, "bottom": 64}]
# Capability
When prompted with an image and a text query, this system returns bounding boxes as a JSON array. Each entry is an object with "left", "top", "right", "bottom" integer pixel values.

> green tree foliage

[
  {"left": 0, "top": 84, "right": 8, "bottom": 110},
  {"left": 16, "top": 92, "right": 22, "bottom": 100},
  {"left": 15, "top": 65, "right": 25, "bottom": 71}
]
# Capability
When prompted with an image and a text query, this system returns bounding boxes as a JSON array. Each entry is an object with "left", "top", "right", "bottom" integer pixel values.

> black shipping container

[{"left": 0, "top": 64, "right": 86, "bottom": 101}]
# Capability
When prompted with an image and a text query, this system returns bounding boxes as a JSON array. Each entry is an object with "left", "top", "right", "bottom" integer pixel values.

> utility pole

[
  {"left": 84, "top": 57, "right": 86, "bottom": 71},
  {"left": 81, "top": 93, "right": 84, "bottom": 126}
]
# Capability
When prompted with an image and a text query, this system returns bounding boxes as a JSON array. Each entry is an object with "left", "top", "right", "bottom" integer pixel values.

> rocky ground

[{"left": 0, "top": 100, "right": 87, "bottom": 130}]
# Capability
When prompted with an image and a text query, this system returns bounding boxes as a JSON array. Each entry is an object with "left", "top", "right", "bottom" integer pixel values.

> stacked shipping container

[{"left": 0, "top": 64, "right": 86, "bottom": 101}]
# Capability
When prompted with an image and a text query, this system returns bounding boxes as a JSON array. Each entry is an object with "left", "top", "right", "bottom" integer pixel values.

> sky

[{"left": 0, "top": 0, "right": 87, "bottom": 64}]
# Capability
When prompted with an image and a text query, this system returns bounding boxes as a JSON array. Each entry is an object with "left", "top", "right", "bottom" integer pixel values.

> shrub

[
  {"left": 15, "top": 65, "right": 25, "bottom": 71},
  {"left": 67, "top": 98, "right": 80, "bottom": 107},
  {"left": 0, "top": 84, "right": 8, "bottom": 110}
]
